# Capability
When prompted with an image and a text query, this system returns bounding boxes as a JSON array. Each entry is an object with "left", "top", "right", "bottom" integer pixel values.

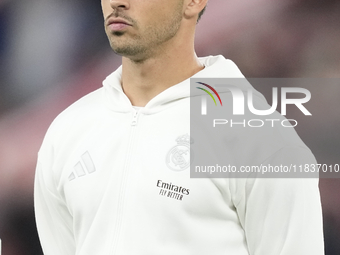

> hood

[{"left": 102, "top": 55, "right": 264, "bottom": 114}]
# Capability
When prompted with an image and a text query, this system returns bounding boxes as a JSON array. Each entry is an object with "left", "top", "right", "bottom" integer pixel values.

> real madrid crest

[{"left": 166, "top": 134, "right": 194, "bottom": 171}]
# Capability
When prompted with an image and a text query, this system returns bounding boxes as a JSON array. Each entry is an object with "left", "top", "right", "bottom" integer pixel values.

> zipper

[
  {"left": 111, "top": 109, "right": 140, "bottom": 254},
  {"left": 131, "top": 109, "right": 138, "bottom": 126}
]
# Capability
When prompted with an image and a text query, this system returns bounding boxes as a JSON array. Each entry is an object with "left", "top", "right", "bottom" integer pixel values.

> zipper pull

[{"left": 131, "top": 110, "right": 138, "bottom": 126}]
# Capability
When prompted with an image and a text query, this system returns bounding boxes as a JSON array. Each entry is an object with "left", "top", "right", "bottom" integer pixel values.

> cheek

[
  {"left": 134, "top": 1, "right": 171, "bottom": 24},
  {"left": 101, "top": 0, "right": 111, "bottom": 19}
]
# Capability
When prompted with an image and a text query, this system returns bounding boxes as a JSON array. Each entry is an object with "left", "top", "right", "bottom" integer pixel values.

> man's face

[{"left": 101, "top": 0, "right": 185, "bottom": 60}]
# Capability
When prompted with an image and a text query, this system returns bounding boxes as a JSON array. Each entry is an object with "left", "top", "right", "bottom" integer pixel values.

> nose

[{"left": 109, "top": 0, "right": 130, "bottom": 10}]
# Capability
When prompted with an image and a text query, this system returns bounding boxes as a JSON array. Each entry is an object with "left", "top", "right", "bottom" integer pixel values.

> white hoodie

[{"left": 34, "top": 55, "right": 324, "bottom": 255}]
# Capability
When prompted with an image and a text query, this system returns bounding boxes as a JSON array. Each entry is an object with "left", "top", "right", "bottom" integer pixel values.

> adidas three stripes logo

[{"left": 68, "top": 151, "right": 96, "bottom": 181}]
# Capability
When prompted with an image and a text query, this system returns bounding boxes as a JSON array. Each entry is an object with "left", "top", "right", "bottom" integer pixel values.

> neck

[{"left": 121, "top": 38, "right": 204, "bottom": 107}]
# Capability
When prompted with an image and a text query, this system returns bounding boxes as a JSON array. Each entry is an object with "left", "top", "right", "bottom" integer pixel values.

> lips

[{"left": 107, "top": 17, "right": 132, "bottom": 31}]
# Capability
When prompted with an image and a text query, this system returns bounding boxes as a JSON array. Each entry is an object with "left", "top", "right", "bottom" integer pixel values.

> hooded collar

[{"left": 102, "top": 55, "right": 258, "bottom": 114}]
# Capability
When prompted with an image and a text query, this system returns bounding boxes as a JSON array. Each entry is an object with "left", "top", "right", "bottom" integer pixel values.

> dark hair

[{"left": 197, "top": 6, "right": 207, "bottom": 22}]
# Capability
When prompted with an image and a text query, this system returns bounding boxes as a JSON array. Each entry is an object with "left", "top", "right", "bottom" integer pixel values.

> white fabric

[{"left": 34, "top": 55, "right": 324, "bottom": 255}]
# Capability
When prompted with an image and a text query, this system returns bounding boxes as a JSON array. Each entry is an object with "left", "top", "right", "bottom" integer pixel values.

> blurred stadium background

[{"left": 1, "top": 0, "right": 340, "bottom": 254}]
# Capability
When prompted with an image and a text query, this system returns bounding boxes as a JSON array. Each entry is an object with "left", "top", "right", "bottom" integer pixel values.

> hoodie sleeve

[
  {"left": 34, "top": 139, "right": 75, "bottom": 255},
  {"left": 231, "top": 146, "right": 324, "bottom": 255}
]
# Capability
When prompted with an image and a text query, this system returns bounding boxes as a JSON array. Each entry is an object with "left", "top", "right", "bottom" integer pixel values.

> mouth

[{"left": 106, "top": 17, "right": 132, "bottom": 32}]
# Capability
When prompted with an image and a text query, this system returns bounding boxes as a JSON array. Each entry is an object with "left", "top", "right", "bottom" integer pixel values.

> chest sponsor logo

[
  {"left": 157, "top": 180, "right": 190, "bottom": 201},
  {"left": 166, "top": 134, "right": 194, "bottom": 171}
]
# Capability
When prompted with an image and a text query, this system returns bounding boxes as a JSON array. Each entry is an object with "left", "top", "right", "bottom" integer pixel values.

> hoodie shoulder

[
  {"left": 198, "top": 55, "right": 244, "bottom": 78},
  {"left": 223, "top": 59, "right": 244, "bottom": 77},
  {"left": 57, "top": 88, "right": 104, "bottom": 120},
  {"left": 44, "top": 88, "right": 104, "bottom": 140}
]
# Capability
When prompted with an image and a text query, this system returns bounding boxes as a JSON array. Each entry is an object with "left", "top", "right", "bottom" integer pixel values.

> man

[{"left": 34, "top": 0, "right": 324, "bottom": 254}]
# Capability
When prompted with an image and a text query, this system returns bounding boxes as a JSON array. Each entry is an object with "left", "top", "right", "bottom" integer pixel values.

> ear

[{"left": 183, "top": 0, "right": 208, "bottom": 20}]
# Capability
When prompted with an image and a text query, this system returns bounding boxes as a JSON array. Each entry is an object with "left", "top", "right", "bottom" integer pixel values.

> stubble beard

[{"left": 107, "top": 6, "right": 183, "bottom": 61}]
